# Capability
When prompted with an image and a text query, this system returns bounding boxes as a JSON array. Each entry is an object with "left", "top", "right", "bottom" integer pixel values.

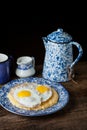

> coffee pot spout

[{"left": 42, "top": 37, "right": 48, "bottom": 49}]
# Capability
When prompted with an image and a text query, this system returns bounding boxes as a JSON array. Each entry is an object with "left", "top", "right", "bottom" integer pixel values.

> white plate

[{"left": 0, "top": 77, "right": 69, "bottom": 116}]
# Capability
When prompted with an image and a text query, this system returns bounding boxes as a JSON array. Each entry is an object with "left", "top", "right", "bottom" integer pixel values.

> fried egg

[
  {"left": 13, "top": 86, "right": 41, "bottom": 108},
  {"left": 36, "top": 85, "right": 52, "bottom": 102}
]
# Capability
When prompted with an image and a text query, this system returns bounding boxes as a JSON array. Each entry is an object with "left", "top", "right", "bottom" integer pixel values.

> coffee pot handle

[{"left": 69, "top": 42, "right": 83, "bottom": 68}]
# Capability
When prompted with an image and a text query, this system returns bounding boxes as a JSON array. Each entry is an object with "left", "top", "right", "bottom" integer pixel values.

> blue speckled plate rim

[{"left": 0, "top": 77, "right": 69, "bottom": 116}]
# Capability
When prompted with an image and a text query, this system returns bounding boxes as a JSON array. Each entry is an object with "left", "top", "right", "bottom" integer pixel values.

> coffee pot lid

[{"left": 47, "top": 28, "right": 72, "bottom": 43}]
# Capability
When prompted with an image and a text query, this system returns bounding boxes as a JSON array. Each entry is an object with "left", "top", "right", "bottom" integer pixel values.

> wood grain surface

[{"left": 0, "top": 62, "right": 87, "bottom": 130}]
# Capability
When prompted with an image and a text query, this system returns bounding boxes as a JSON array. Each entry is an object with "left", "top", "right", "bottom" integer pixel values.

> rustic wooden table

[{"left": 0, "top": 62, "right": 87, "bottom": 130}]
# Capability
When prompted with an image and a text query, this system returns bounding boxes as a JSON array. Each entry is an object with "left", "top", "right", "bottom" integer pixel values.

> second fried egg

[{"left": 36, "top": 85, "right": 52, "bottom": 102}]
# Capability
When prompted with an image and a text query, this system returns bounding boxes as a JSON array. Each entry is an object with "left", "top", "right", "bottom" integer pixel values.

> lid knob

[{"left": 57, "top": 28, "right": 63, "bottom": 33}]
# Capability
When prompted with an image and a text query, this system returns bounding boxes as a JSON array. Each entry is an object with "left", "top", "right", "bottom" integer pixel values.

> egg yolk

[
  {"left": 36, "top": 85, "right": 49, "bottom": 94},
  {"left": 17, "top": 90, "right": 31, "bottom": 98}
]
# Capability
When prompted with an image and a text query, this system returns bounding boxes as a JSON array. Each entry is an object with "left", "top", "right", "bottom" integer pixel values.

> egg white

[
  {"left": 35, "top": 85, "right": 52, "bottom": 102},
  {"left": 13, "top": 86, "right": 41, "bottom": 108}
]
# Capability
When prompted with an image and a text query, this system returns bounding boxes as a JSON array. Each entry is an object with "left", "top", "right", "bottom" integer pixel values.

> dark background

[{"left": 4, "top": 17, "right": 87, "bottom": 66}]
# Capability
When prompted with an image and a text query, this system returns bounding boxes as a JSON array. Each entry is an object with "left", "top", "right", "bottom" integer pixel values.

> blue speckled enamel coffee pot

[{"left": 42, "top": 28, "right": 83, "bottom": 82}]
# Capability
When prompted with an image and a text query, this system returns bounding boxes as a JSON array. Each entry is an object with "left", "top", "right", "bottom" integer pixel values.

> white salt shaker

[{"left": 15, "top": 56, "right": 35, "bottom": 78}]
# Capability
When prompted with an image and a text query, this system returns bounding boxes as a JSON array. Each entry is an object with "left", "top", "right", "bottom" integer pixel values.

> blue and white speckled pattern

[
  {"left": 0, "top": 77, "right": 69, "bottom": 116},
  {"left": 47, "top": 28, "right": 72, "bottom": 43},
  {"left": 17, "top": 64, "right": 33, "bottom": 70},
  {"left": 42, "top": 28, "right": 83, "bottom": 82}
]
